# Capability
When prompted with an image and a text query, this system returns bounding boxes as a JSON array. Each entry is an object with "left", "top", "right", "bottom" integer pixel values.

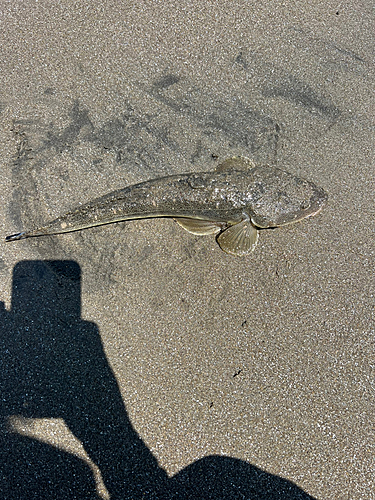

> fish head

[{"left": 248, "top": 166, "right": 328, "bottom": 228}]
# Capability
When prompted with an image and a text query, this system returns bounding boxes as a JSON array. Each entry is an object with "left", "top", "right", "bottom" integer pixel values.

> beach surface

[{"left": 0, "top": 2, "right": 374, "bottom": 498}]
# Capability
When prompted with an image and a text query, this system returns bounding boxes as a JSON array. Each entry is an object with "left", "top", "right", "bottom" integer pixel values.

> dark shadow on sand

[{"left": 0, "top": 260, "right": 316, "bottom": 499}]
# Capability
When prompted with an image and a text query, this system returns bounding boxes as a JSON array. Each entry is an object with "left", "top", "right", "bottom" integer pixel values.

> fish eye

[{"left": 300, "top": 200, "right": 310, "bottom": 210}]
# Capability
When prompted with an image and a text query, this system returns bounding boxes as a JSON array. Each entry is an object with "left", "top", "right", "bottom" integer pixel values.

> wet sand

[{"left": 0, "top": 2, "right": 374, "bottom": 499}]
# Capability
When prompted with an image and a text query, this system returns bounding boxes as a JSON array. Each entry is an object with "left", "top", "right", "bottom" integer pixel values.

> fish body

[{"left": 6, "top": 157, "right": 327, "bottom": 256}]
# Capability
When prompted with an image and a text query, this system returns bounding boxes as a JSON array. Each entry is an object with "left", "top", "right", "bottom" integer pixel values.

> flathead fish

[{"left": 6, "top": 157, "right": 327, "bottom": 256}]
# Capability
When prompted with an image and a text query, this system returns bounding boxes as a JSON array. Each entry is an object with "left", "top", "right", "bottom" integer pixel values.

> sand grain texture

[{"left": 0, "top": 2, "right": 374, "bottom": 499}]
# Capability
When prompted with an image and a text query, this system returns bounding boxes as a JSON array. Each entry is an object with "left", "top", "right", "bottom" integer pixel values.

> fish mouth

[
  {"left": 275, "top": 208, "right": 322, "bottom": 227},
  {"left": 290, "top": 195, "right": 328, "bottom": 225},
  {"left": 304, "top": 204, "right": 324, "bottom": 219},
  {"left": 259, "top": 189, "right": 328, "bottom": 228},
  {"left": 286, "top": 189, "right": 328, "bottom": 225},
  {"left": 306, "top": 187, "right": 328, "bottom": 218}
]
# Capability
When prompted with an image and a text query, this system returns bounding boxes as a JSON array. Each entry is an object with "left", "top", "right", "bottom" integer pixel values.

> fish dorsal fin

[
  {"left": 215, "top": 156, "right": 256, "bottom": 173},
  {"left": 217, "top": 219, "right": 258, "bottom": 256},
  {"left": 174, "top": 217, "right": 223, "bottom": 235}
]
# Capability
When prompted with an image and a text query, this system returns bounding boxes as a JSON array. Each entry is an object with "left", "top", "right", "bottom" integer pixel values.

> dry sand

[{"left": 0, "top": 1, "right": 374, "bottom": 499}]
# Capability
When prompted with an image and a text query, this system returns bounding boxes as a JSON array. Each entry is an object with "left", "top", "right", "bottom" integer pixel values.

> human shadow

[{"left": 0, "top": 260, "right": 317, "bottom": 499}]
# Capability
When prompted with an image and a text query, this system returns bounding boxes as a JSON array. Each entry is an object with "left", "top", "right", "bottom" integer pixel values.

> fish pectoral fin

[
  {"left": 215, "top": 156, "right": 256, "bottom": 173},
  {"left": 174, "top": 217, "right": 224, "bottom": 235},
  {"left": 216, "top": 220, "right": 258, "bottom": 256}
]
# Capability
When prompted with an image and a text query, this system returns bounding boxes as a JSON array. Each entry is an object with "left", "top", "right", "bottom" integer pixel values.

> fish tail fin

[{"left": 5, "top": 232, "right": 28, "bottom": 242}]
